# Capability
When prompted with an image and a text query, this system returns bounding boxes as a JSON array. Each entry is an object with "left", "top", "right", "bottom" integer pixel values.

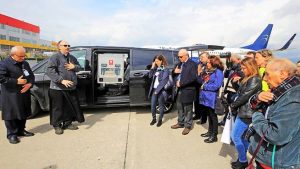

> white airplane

[{"left": 205, "top": 24, "right": 273, "bottom": 56}]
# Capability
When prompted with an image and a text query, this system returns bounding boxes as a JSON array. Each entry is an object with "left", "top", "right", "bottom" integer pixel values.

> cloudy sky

[{"left": 1, "top": 0, "right": 299, "bottom": 61}]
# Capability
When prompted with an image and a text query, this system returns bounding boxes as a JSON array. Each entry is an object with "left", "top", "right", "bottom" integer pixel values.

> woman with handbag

[
  {"left": 198, "top": 55, "right": 224, "bottom": 143},
  {"left": 148, "top": 55, "right": 170, "bottom": 127},
  {"left": 230, "top": 57, "right": 262, "bottom": 169}
]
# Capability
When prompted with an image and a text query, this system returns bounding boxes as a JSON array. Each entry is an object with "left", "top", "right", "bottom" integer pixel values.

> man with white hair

[
  {"left": 171, "top": 49, "right": 197, "bottom": 135},
  {"left": 0, "top": 46, "right": 35, "bottom": 144},
  {"left": 247, "top": 58, "right": 300, "bottom": 168}
]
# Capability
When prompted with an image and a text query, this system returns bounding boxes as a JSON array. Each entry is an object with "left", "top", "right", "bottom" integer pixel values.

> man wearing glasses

[
  {"left": 46, "top": 40, "right": 85, "bottom": 135},
  {"left": 0, "top": 46, "right": 35, "bottom": 144},
  {"left": 171, "top": 49, "right": 197, "bottom": 135}
]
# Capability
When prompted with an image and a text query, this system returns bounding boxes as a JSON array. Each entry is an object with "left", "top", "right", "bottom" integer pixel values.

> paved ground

[{"left": 0, "top": 107, "right": 238, "bottom": 169}]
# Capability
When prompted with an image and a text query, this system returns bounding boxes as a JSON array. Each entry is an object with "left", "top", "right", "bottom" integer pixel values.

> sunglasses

[
  {"left": 61, "top": 45, "right": 71, "bottom": 47},
  {"left": 178, "top": 55, "right": 184, "bottom": 58}
]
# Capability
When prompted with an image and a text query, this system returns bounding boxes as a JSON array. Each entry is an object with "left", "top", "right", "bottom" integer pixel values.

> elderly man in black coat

[
  {"left": 171, "top": 49, "right": 197, "bottom": 135},
  {"left": 0, "top": 46, "right": 35, "bottom": 144}
]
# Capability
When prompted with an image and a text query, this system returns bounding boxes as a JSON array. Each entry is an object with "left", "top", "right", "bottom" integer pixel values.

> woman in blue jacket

[
  {"left": 198, "top": 55, "right": 224, "bottom": 143},
  {"left": 148, "top": 55, "right": 170, "bottom": 127}
]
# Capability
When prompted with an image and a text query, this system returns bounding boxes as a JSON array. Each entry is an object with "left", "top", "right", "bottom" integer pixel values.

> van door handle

[
  {"left": 133, "top": 72, "right": 143, "bottom": 76},
  {"left": 78, "top": 74, "right": 88, "bottom": 79}
]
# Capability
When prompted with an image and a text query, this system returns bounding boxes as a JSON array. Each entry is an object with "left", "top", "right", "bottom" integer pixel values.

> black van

[{"left": 28, "top": 46, "right": 178, "bottom": 117}]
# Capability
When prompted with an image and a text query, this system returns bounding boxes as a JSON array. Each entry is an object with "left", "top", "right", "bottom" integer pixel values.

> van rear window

[{"left": 131, "top": 49, "right": 175, "bottom": 70}]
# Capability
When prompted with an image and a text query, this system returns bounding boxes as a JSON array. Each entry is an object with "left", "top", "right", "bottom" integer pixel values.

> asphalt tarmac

[{"left": 0, "top": 107, "right": 237, "bottom": 169}]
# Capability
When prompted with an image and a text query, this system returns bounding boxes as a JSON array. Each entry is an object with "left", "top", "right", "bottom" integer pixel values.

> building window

[
  {"left": 0, "top": 24, "right": 5, "bottom": 29},
  {"left": 22, "top": 30, "right": 31, "bottom": 35},
  {"left": 9, "top": 36, "right": 20, "bottom": 42},
  {"left": 22, "top": 38, "right": 31, "bottom": 43},
  {"left": 9, "top": 27, "right": 20, "bottom": 33},
  {"left": 0, "top": 34, "right": 6, "bottom": 40}
]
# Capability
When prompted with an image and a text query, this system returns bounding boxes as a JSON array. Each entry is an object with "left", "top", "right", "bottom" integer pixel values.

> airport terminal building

[{"left": 0, "top": 13, "right": 56, "bottom": 54}]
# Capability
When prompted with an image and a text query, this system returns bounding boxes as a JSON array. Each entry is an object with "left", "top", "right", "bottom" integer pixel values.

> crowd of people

[
  {"left": 148, "top": 49, "right": 300, "bottom": 169},
  {"left": 0, "top": 44, "right": 299, "bottom": 168}
]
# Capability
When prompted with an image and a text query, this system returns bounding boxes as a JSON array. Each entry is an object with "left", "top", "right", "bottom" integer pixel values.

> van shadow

[
  {"left": 28, "top": 108, "right": 121, "bottom": 134},
  {"left": 78, "top": 108, "right": 114, "bottom": 129}
]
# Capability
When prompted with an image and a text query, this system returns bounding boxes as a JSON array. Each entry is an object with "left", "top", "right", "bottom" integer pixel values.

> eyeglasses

[
  {"left": 15, "top": 54, "right": 25, "bottom": 58},
  {"left": 60, "top": 45, "right": 70, "bottom": 47},
  {"left": 178, "top": 55, "right": 184, "bottom": 58}
]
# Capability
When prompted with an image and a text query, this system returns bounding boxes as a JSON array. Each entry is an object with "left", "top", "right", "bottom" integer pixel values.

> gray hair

[
  {"left": 199, "top": 51, "right": 210, "bottom": 57},
  {"left": 230, "top": 53, "right": 242, "bottom": 60},
  {"left": 267, "top": 58, "right": 297, "bottom": 76},
  {"left": 10, "top": 46, "right": 26, "bottom": 55}
]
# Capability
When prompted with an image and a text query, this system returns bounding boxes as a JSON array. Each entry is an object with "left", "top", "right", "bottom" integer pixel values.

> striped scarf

[{"left": 271, "top": 76, "right": 300, "bottom": 102}]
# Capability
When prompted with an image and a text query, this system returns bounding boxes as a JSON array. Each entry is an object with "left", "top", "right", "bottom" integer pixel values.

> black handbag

[
  {"left": 164, "top": 75, "right": 174, "bottom": 90},
  {"left": 215, "top": 92, "right": 226, "bottom": 116}
]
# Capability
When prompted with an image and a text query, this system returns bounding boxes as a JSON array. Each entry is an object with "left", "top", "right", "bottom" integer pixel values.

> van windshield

[{"left": 70, "top": 50, "right": 87, "bottom": 70}]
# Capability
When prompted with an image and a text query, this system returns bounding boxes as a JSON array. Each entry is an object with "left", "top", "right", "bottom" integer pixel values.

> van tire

[{"left": 28, "top": 95, "right": 41, "bottom": 119}]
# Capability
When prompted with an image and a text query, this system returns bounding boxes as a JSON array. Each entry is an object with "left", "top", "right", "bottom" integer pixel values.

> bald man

[
  {"left": 0, "top": 46, "right": 35, "bottom": 144},
  {"left": 248, "top": 58, "right": 300, "bottom": 168},
  {"left": 171, "top": 49, "right": 197, "bottom": 135},
  {"left": 46, "top": 40, "right": 84, "bottom": 135}
]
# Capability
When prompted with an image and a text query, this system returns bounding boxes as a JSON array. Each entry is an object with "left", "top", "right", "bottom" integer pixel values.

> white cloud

[{"left": 1, "top": 0, "right": 299, "bottom": 53}]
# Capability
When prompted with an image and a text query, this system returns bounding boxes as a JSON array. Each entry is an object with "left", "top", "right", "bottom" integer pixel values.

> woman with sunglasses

[{"left": 148, "top": 55, "right": 170, "bottom": 127}]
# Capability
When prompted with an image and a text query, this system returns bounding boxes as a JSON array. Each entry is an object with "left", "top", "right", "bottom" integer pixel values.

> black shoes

[
  {"left": 8, "top": 135, "right": 20, "bottom": 144},
  {"left": 18, "top": 130, "right": 34, "bottom": 137},
  {"left": 156, "top": 120, "right": 162, "bottom": 127},
  {"left": 201, "top": 132, "right": 211, "bottom": 137},
  {"left": 231, "top": 160, "right": 248, "bottom": 169},
  {"left": 204, "top": 135, "right": 218, "bottom": 143},
  {"left": 64, "top": 124, "right": 79, "bottom": 130},
  {"left": 192, "top": 116, "right": 200, "bottom": 120},
  {"left": 54, "top": 127, "right": 64, "bottom": 135},
  {"left": 150, "top": 119, "right": 157, "bottom": 126},
  {"left": 218, "top": 121, "right": 225, "bottom": 126}
]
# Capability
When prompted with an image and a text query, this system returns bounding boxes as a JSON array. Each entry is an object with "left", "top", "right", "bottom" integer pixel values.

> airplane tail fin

[
  {"left": 242, "top": 24, "right": 273, "bottom": 51},
  {"left": 277, "top": 33, "right": 296, "bottom": 51}
]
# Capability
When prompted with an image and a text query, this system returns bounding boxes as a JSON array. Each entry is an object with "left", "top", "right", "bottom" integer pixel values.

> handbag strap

[{"left": 248, "top": 127, "right": 270, "bottom": 166}]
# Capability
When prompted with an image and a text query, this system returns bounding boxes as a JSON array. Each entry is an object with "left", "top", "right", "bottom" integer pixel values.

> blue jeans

[
  {"left": 231, "top": 116, "right": 249, "bottom": 163},
  {"left": 151, "top": 92, "right": 165, "bottom": 120}
]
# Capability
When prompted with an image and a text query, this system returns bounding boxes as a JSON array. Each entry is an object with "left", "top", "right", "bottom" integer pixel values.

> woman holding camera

[
  {"left": 230, "top": 57, "right": 262, "bottom": 169},
  {"left": 148, "top": 55, "right": 170, "bottom": 127}
]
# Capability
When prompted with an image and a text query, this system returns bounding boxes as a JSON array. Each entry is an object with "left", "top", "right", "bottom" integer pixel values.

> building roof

[{"left": 0, "top": 13, "right": 40, "bottom": 33}]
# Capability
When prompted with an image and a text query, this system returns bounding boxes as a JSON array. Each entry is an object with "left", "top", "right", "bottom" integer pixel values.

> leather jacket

[{"left": 230, "top": 76, "right": 262, "bottom": 120}]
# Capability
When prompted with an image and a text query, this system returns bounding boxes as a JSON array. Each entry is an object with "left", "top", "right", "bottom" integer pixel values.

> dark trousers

[
  {"left": 5, "top": 119, "right": 26, "bottom": 138},
  {"left": 194, "top": 103, "right": 207, "bottom": 122},
  {"left": 205, "top": 106, "right": 218, "bottom": 135},
  {"left": 177, "top": 91, "right": 193, "bottom": 129},
  {"left": 151, "top": 92, "right": 165, "bottom": 120},
  {"left": 49, "top": 89, "right": 81, "bottom": 128}
]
